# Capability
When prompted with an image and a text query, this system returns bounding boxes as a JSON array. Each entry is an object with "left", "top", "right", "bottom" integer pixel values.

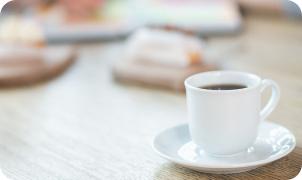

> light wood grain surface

[{"left": 0, "top": 16, "right": 301, "bottom": 179}]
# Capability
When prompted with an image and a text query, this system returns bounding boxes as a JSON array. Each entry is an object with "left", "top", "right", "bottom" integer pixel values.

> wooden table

[{"left": 0, "top": 16, "right": 301, "bottom": 179}]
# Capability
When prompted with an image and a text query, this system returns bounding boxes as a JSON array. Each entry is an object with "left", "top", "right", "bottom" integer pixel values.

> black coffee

[{"left": 199, "top": 84, "right": 247, "bottom": 90}]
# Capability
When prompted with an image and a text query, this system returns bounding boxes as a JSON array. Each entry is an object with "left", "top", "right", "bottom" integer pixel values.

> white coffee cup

[{"left": 184, "top": 71, "right": 280, "bottom": 156}]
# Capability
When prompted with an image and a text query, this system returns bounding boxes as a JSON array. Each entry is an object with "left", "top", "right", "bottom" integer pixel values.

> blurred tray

[{"left": 41, "top": 0, "right": 242, "bottom": 43}]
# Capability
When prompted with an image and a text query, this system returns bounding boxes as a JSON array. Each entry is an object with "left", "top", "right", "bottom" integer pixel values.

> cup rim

[{"left": 184, "top": 71, "right": 261, "bottom": 94}]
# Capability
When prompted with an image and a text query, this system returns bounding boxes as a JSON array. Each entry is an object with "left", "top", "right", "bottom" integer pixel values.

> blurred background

[{"left": 0, "top": 0, "right": 301, "bottom": 90}]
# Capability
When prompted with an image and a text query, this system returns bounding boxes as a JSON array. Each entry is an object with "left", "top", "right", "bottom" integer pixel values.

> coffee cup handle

[{"left": 260, "top": 79, "right": 280, "bottom": 121}]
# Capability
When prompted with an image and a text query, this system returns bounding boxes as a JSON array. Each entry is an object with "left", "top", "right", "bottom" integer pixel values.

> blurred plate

[{"left": 0, "top": 45, "right": 76, "bottom": 87}]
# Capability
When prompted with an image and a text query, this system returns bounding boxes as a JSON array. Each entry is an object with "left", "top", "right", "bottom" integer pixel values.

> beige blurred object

[
  {"left": 113, "top": 28, "right": 216, "bottom": 91},
  {"left": 0, "top": 16, "right": 45, "bottom": 47},
  {"left": 0, "top": 45, "right": 76, "bottom": 87},
  {"left": 125, "top": 29, "right": 204, "bottom": 68},
  {"left": 238, "top": 0, "right": 284, "bottom": 15}
]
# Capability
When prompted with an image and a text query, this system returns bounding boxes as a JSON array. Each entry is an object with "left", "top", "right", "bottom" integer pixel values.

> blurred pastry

[
  {"left": 0, "top": 16, "right": 45, "bottom": 47},
  {"left": 125, "top": 28, "right": 204, "bottom": 68}
]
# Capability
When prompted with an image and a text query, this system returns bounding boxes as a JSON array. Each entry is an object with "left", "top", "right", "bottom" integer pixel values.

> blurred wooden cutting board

[
  {"left": 113, "top": 60, "right": 217, "bottom": 92},
  {"left": 0, "top": 46, "right": 76, "bottom": 87}
]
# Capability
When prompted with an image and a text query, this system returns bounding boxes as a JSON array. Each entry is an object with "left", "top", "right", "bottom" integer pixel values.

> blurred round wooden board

[{"left": 0, "top": 45, "right": 76, "bottom": 87}]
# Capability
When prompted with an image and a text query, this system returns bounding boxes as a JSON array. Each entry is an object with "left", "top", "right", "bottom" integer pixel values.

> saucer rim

[{"left": 152, "top": 121, "right": 296, "bottom": 169}]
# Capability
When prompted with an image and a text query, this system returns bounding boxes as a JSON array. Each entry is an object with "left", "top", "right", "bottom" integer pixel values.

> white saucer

[{"left": 152, "top": 121, "right": 296, "bottom": 174}]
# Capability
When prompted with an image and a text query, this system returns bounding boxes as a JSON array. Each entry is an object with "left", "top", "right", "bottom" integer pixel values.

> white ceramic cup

[{"left": 184, "top": 71, "right": 280, "bottom": 156}]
